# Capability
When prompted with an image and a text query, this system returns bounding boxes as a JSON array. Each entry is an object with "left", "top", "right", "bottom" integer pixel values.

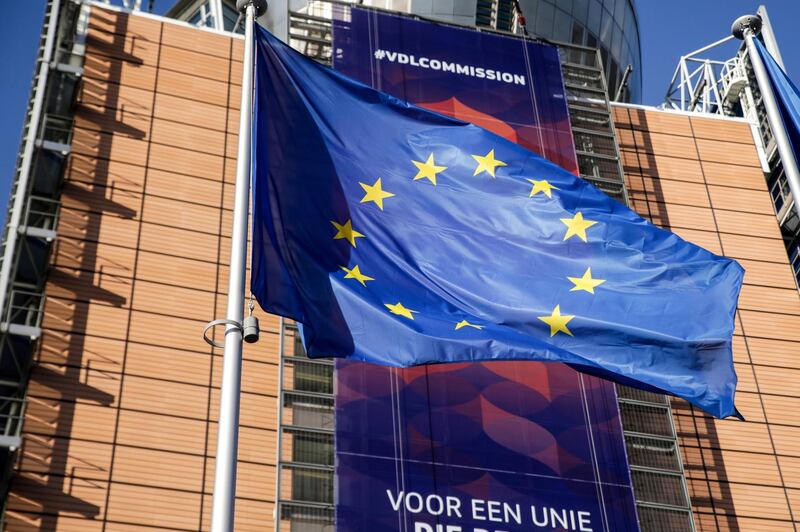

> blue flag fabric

[
  {"left": 250, "top": 27, "right": 744, "bottom": 419},
  {"left": 755, "top": 38, "right": 800, "bottom": 165}
]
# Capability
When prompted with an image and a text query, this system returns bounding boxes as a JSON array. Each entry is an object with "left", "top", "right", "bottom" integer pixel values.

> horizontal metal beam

[
  {"left": 18, "top": 226, "right": 57, "bottom": 241},
  {"left": 0, "top": 324, "right": 41, "bottom": 340},
  {"left": 0, "top": 436, "right": 21, "bottom": 450},
  {"left": 34, "top": 139, "right": 71, "bottom": 154}
]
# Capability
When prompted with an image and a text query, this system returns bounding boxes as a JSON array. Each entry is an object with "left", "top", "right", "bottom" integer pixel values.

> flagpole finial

[
  {"left": 732, "top": 14, "right": 762, "bottom": 39},
  {"left": 236, "top": 0, "right": 267, "bottom": 16}
]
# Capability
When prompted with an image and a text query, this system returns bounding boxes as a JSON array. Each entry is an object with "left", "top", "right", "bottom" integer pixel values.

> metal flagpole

[
  {"left": 733, "top": 14, "right": 800, "bottom": 220},
  {"left": 209, "top": 0, "right": 266, "bottom": 530}
]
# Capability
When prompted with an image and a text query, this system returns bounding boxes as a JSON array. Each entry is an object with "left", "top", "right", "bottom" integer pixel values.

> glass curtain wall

[
  {"left": 522, "top": 0, "right": 641, "bottom": 101},
  {"left": 477, "top": 0, "right": 641, "bottom": 102}
]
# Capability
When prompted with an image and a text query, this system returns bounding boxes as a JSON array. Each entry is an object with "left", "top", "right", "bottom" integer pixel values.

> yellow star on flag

[
  {"left": 385, "top": 302, "right": 417, "bottom": 320},
  {"left": 331, "top": 219, "right": 364, "bottom": 247},
  {"left": 568, "top": 268, "right": 605, "bottom": 294},
  {"left": 455, "top": 320, "right": 483, "bottom": 330},
  {"left": 526, "top": 179, "right": 559, "bottom": 198},
  {"left": 561, "top": 212, "right": 598, "bottom": 242},
  {"left": 340, "top": 264, "right": 374, "bottom": 286},
  {"left": 412, "top": 154, "right": 447, "bottom": 185},
  {"left": 537, "top": 305, "right": 575, "bottom": 337},
  {"left": 359, "top": 178, "right": 395, "bottom": 210},
  {"left": 472, "top": 149, "right": 507, "bottom": 177}
]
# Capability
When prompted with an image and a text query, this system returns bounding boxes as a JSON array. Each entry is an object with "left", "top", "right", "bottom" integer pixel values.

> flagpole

[
  {"left": 733, "top": 14, "right": 800, "bottom": 220},
  {"left": 210, "top": 1, "right": 265, "bottom": 530}
]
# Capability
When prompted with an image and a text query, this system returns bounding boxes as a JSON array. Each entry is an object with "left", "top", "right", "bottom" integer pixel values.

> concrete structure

[{"left": 1, "top": 2, "right": 799, "bottom": 531}]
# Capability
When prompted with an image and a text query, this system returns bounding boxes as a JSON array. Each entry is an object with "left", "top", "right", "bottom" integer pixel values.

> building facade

[
  {"left": 508, "top": 0, "right": 641, "bottom": 102},
  {"left": 0, "top": 1, "right": 797, "bottom": 531},
  {"left": 165, "top": 0, "right": 641, "bottom": 102},
  {"left": 613, "top": 104, "right": 800, "bottom": 531}
]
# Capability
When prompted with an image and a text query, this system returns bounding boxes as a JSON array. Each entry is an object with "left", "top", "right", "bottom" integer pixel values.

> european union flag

[{"left": 250, "top": 27, "right": 744, "bottom": 419}]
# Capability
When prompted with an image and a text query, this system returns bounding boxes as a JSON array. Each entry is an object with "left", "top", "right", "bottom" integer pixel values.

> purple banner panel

[{"left": 332, "top": 8, "right": 639, "bottom": 532}]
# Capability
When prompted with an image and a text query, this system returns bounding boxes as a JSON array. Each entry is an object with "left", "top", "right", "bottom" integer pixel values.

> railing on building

[
  {"left": 661, "top": 9, "right": 800, "bottom": 294},
  {"left": 663, "top": 35, "right": 745, "bottom": 117},
  {"left": 0, "top": 0, "right": 85, "bottom": 525},
  {"left": 282, "top": 3, "right": 695, "bottom": 531}
]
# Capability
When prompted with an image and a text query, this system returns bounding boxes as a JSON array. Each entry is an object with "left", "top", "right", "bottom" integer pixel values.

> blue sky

[{"left": 1, "top": 1, "right": 799, "bottom": 222}]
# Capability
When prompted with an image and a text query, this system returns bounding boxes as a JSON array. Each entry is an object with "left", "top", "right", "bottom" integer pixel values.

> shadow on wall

[
  {"left": 5, "top": 8, "right": 148, "bottom": 530},
  {"left": 616, "top": 106, "right": 738, "bottom": 532}
]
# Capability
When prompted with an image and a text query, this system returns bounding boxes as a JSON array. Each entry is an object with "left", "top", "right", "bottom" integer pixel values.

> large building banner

[{"left": 331, "top": 8, "right": 640, "bottom": 532}]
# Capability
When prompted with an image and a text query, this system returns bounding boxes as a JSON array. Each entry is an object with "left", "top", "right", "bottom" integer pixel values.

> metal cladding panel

[
  {"left": 331, "top": 8, "right": 639, "bottom": 532},
  {"left": 613, "top": 104, "right": 800, "bottom": 530}
]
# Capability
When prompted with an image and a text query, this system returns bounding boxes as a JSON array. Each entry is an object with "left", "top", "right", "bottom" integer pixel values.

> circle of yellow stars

[{"left": 329, "top": 147, "right": 603, "bottom": 336}]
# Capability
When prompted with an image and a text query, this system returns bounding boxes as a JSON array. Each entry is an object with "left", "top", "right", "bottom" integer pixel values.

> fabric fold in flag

[{"left": 250, "top": 26, "right": 744, "bottom": 419}]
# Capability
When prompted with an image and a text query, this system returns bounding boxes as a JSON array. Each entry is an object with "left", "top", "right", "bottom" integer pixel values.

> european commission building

[{"left": 1, "top": 0, "right": 799, "bottom": 531}]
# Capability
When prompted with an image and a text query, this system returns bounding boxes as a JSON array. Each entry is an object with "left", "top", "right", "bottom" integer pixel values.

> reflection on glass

[{"left": 513, "top": 0, "right": 641, "bottom": 101}]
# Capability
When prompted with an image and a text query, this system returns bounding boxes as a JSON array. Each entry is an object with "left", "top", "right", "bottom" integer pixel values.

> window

[
  {"left": 569, "top": 21, "right": 586, "bottom": 64},
  {"left": 788, "top": 239, "right": 800, "bottom": 286},
  {"left": 293, "top": 432, "right": 334, "bottom": 466},
  {"left": 293, "top": 331, "right": 306, "bottom": 357},
  {"left": 768, "top": 159, "right": 790, "bottom": 215},
  {"left": 573, "top": 0, "right": 589, "bottom": 20},
  {"left": 587, "top": 0, "right": 602, "bottom": 35},
  {"left": 187, "top": 1, "right": 215, "bottom": 29},
  {"left": 475, "top": 0, "right": 494, "bottom": 27},
  {"left": 586, "top": 32, "right": 598, "bottom": 50},
  {"left": 612, "top": 0, "right": 626, "bottom": 27},
  {"left": 631, "top": 470, "right": 689, "bottom": 509},
  {"left": 294, "top": 360, "right": 334, "bottom": 394},
  {"left": 599, "top": 6, "right": 613, "bottom": 41},
  {"left": 222, "top": 2, "right": 244, "bottom": 33},
  {"left": 612, "top": 23, "right": 623, "bottom": 62},
  {"left": 534, "top": 1, "right": 555, "bottom": 39},
  {"left": 292, "top": 468, "right": 334, "bottom": 503},
  {"left": 293, "top": 403, "right": 334, "bottom": 431},
  {"left": 495, "top": 0, "right": 516, "bottom": 31},
  {"left": 553, "top": 7, "right": 572, "bottom": 42}
]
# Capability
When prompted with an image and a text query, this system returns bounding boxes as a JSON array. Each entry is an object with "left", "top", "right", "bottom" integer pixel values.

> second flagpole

[
  {"left": 733, "top": 14, "right": 800, "bottom": 221},
  {"left": 210, "top": 0, "right": 266, "bottom": 530}
]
